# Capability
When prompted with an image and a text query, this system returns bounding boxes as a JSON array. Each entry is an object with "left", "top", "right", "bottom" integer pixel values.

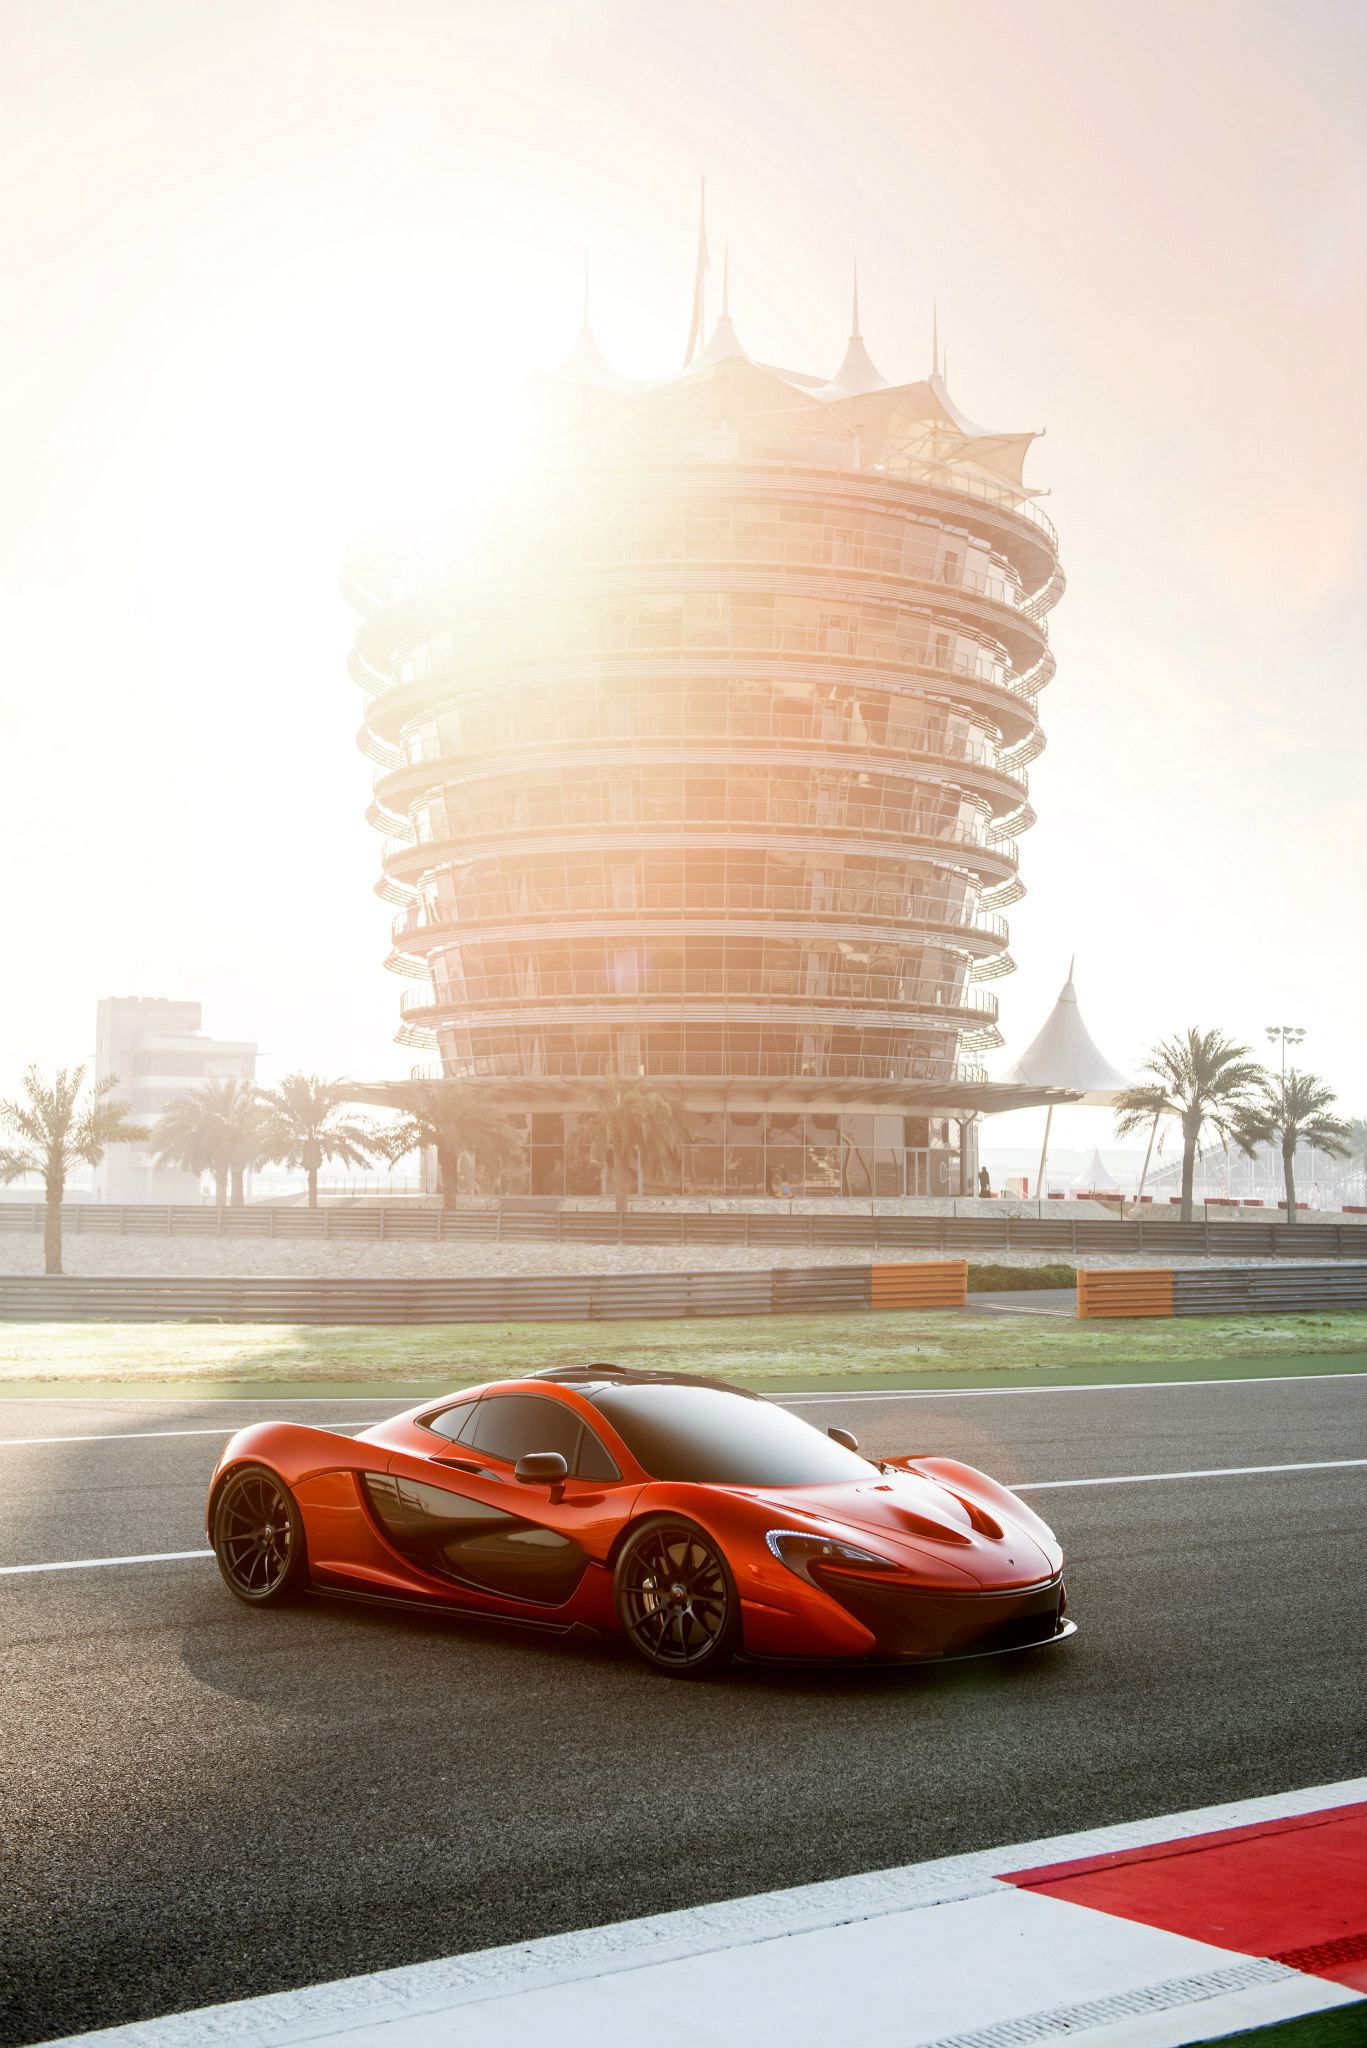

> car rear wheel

[
  {"left": 613, "top": 1516, "right": 739, "bottom": 1675},
  {"left": 212, "top": 1465, "right": 306, "bottom": 1605}
]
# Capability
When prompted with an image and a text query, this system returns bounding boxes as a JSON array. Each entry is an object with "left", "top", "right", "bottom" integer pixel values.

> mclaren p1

[{"left": 206, "top": 1366, "right": 1074, "bottom": 1675}]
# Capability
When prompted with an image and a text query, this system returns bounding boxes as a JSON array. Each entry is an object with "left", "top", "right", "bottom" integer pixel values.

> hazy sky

[{"left": 2, "top": 0, "right": 1364, "bottom": 1157}]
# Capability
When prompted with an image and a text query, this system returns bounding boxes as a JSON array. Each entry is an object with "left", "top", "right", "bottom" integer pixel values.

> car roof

[
  {"left": 413, "top": 1366, "right": 760, "bottom": 1416},
  {"left": 528, "top": 1364, "right": 760, "bottom": 1399}
]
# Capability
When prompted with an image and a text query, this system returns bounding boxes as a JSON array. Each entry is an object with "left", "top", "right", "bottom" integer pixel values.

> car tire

[
  {"left": 613, "top": 1515, "right": 739, "bottom": 1676},
  {"left": 212, "top": 1464, "right": 308, "bottom": 1606}
]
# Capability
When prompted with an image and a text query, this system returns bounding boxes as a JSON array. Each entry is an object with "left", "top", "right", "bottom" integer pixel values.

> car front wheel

[
  {"left": 212, "top": 1464, "right": 307, "bottom": 1606},
  {"left": 613, "top": 1516, "right": 739, "bottom": 1676}
]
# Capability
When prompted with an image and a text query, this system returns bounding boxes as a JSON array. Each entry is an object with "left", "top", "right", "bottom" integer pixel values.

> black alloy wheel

[
  {"left": 613, "top": 1516, "right": 739, "bottom": 1675},
  {"left": 212, "top": 1465, "right": 306, "bottom": 1605}
]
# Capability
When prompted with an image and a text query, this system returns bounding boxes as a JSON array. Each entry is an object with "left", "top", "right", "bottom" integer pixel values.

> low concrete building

[{"left": 93, "top": 998, "right": 256, "bottom": 1203}]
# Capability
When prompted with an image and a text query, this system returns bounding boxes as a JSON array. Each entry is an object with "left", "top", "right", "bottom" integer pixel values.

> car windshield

[{"left": 587, "top": 1384, "right": 877, "bottom": 1485}]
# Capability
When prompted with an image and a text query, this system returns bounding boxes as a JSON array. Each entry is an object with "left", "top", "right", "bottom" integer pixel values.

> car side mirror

[
  {"left": 827, "top": 1426, "right": 859, "bottom": 1452},
  {"left": 514, "top": 1451, "right": 569, "bottom": 1490}
]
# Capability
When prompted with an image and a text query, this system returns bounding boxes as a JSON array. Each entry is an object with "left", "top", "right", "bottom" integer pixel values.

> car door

[{"left": 374, "top": 1392, "right": 639, "bottom": 1610}]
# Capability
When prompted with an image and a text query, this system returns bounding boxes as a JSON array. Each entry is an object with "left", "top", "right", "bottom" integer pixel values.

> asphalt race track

[{"left": 2, "top": 1372, "right": 1365, "bottom": 2046}]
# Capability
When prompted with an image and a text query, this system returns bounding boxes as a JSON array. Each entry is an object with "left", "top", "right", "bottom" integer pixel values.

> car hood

[{"left": 733, "top": 1468, "right": 1058, "bottom": 1590}]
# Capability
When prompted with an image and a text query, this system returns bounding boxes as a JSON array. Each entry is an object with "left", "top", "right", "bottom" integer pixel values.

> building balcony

[
  {"left": 438, "top": 559, "right": 1051, "bottom": 681},
  {"left": 390, "top": 887, "right": 1010, "bottom": 950},
  {"left": 359, "top": 657, "right": 1046, "bottom": 770},
  {"left": 410, "top": 1045, "right": 991, "bottom": 1090},
  {"left": 389, "top": 920, "right": 1010, "bottom": 1007},
  {"left": 385, "top": 794, "right": 1016, "bottom": 868},
  {"left": 399, "top": 973, "right": 999, "bottom": 1026},
  {"left": 374, "top": 752, "right": 1029, "bottom": 849},
  {"left": 378, "top": 716, "right": 1030, "bottom": 804},
  {"left": 546, "top": 457, "right": 1061, "bottom": 592}
]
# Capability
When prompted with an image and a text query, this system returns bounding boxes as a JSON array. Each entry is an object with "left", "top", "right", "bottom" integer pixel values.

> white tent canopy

[
  {"left": 1071, "top": 1146, "right": 1119, "bottom": 1192},
  {"left": 998, "top": 962, "right": 1130, "bottom": 1197},
  {"left": 999, "top": 961, "right": 1129, "bottom": 1106}
]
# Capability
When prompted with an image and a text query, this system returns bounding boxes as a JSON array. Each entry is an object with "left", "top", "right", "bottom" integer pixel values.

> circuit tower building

[{"left": 347, "top": 270, "right": 1065, "bottom": 1198}]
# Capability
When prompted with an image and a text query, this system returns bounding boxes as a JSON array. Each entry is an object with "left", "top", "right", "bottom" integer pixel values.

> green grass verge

[
  {"left": 967, "top": 1263, "right": 1076, "bottom": 1291},
  {"left": 0, "top": 1308, "right": 1364, "bottom": 1394}
]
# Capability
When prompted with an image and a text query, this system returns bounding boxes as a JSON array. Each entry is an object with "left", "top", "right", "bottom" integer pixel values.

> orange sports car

[{"left": 206, "top": 1366, "right": 1074, "bottom": 1675}]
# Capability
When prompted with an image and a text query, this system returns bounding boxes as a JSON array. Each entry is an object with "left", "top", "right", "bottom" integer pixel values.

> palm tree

[
  {"left": 385, "top": 1080, "right": 523, "bottom": 1208},
  {"left": 1113, "top": 1027, "right": 1264, "bottom": 1223},
  {"left": 257, "top": 1075, "right": 383, "bottom": 1208},
  {"left": 0, "top": 1066, "right": 149, "bottom": 1274},
  {"left": 152, "top": 1078, "right": 269, "bottom": 1208},
  {"left": 1345, "top": 1117, "right": 1367, "bottom": 1205},
  {"left": 568, "top": 1073, "right": 693, "bottom": 1212},
  {"left": 1235, "top": 1070, "right": 1350, "bottom": 1224}
]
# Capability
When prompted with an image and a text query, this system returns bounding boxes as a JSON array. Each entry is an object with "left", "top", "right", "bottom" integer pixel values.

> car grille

[{"left": 815, "top": 1570, "right": 1065, "bottom": 1661}]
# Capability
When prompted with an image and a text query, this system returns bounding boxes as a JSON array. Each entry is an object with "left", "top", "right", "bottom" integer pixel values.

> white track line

[
  {"left": 2, "top": 1369, "right": 1363, "bottom": 1443},
  {"left": 5, "top": 1456, "right": 1364, "bottom": 1576},
  {"left": 0, "top": 1549, "right": 213, "bottom": 1576},
  {"left": 786, "top": 1370, "right": 1366, "bottom": 1404},
  {"left": 0, "top": 1423, "right": 370, "bottom": 1445},
  {"left": 1017, "top": 1457, "right": 1367, "bottom": 1492}
]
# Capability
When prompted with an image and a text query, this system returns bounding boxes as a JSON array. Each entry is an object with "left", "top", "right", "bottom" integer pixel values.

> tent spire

[
  {"left": 560, "top": 253, "right": 627, "bottom": 387},
  {"left": 683, "top": 176, "right": 709, "bottom": 366},
  {"left": 931, "top": 298, "right": 940, "bottom": 379},
  {"left": 721, "top": 239, "right": 730, "bottom": 318},
  {"left": 815, "top": 259, "right": 888, "bottom": 398}
]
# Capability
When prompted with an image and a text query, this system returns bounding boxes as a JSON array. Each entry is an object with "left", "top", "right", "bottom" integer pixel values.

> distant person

[{"left": 978, "top": 1166, "right": 992, "bottom": 1198}]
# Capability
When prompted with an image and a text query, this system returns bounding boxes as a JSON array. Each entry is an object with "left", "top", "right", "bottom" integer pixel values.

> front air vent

[
  {"left": 950, "top": 1493, "right": 1004, "bottom": 1539},
  {"left": 896, "top": 1508, "right": 972, "bottom": 1547}
]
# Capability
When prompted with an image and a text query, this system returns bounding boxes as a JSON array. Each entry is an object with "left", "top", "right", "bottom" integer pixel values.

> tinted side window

[
  {"left": 465, "top": 1395, "right": 584, "bottom": 1465},
  {"left": 575, "top": 1423, "right": 621, "bottom": 1483},
  {"left": 427, "top": 1402, "right": 479, "bottom": 1444}
]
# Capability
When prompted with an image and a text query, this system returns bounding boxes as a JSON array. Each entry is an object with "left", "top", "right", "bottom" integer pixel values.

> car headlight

[{"left": 765, "top": 1528, "right": 900, "bottom": 1583}]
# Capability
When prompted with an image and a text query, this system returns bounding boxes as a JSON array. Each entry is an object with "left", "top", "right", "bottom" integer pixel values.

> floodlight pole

[{"left": 1265, "top": 1024, "right": 1305, "bottom": 1081}]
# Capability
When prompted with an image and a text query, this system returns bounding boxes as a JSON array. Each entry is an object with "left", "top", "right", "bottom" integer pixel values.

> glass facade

[{"left": 350, "top": 359, "right": 1061, "bottom": 1197}]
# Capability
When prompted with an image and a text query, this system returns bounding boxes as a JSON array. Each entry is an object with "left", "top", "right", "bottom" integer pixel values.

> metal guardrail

[
  {"left": 1078, "top": 1265, "right": 1367, "bottom": 1319},
  {"left": 2, "top": 1205, "right": 1364, "bottom": 1258},
  {"left": 1172, "top": 1264, "right": 1367, "bottom": 1315},
  {"left": 4, "top": 1257, "right": 1363, "bottom": 1327},
  {"left": 0, "top": 1262, "right": 968, "bottom": 1327}
]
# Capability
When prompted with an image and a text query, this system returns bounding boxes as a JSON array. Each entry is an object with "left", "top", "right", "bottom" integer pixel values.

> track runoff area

[{"left": 2, "top": 1369, "right": 1364, "bottom": 2048}]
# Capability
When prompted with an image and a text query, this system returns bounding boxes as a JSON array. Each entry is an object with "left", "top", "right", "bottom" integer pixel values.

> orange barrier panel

[
  {"left": 1076, "top": 1268, "right": 1174, "bottom": 1319},
  {"left": 870, "top": 1260, "right": 969, "bottom": 1309}
]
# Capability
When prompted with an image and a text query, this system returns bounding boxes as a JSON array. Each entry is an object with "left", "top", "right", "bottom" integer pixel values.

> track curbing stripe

[{"left": 35, "top": 1780, "right": 1367, "bottom": 2048}]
